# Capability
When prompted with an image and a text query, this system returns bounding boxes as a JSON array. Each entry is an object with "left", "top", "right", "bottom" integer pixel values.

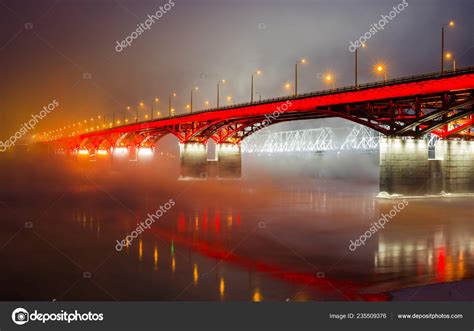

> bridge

[{"left": 45, "top": 67, "right": 474, "bottom": 195}]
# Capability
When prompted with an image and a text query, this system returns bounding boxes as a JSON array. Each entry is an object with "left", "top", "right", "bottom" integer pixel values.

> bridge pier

[
  {"left": 179, "top": 143, "right": 208, "bottom": 179},
  {"left": 379, "top": 138, "right": 429, "bottom": 195},
  {"left": 436, "top": 140, "right": 474, "bottom": 193},
  {"left": 380, "top": 138, "right": 474, "bottom": 195},
  {"left": 217, "top": 143, "right": 241, "bottom": 179}
]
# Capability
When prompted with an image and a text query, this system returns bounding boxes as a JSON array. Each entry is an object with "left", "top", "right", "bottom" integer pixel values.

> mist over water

[{"left": 1, "top": 140, "right": 473, "bottom": 301}]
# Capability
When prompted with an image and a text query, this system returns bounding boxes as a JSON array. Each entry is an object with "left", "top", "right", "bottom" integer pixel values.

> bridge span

[{"left": 46, "top": 68, "right": 474, "bottom": 195}]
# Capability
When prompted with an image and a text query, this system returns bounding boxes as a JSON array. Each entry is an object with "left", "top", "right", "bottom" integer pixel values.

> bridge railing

[{"left": 165, "top": 66, "right": 474, "bottom": 121}]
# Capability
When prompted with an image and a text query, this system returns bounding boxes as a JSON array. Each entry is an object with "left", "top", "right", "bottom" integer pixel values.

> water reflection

[{"left": 1, "top": 153, "right": 473, "bottom": 301}]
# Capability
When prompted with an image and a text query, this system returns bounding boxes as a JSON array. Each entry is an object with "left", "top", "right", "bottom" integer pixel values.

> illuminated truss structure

[
  {"left": 339, "top": 125, "right": 380, "bottom": 150},
  {"left": 242, "top": 126, "right": 381, "bottom": 153}
]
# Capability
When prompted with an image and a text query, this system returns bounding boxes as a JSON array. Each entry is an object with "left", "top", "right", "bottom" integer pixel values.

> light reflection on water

[
  {"left": 65, "top": 186, "right": 474, "bottom": 301},
  {"left": 0, "top": 154, "right": 473, "bottom": 301}
]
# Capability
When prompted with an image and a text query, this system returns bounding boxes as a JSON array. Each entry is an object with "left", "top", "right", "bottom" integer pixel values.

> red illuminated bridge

[{"left": 46, "top": 67, "right": 474, "bottom": 195}]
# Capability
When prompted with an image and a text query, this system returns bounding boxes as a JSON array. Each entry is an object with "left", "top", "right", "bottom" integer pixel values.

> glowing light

[
  {"left": 171, "top": 256, "right": 176, "bottom": 273},
  {"left": 448, "top": 20, "right": 455, "bottom": 27},
  {"left": 284, "top": 83, "right": 292, "bottom": 90},
  {"left": 154, "top": 98, "right": 159, "bottom": 102},
  {"left": 113, "top": 147, "right": 128, "bottom": 156},
  {"left": 139, "top": 240, "right": 143, "bottom": 261},
  {"left": 252, "top": 288, "right": 262, "bottom": 302},
  {"left": 78, "top": 149, "right": 89, "bottom": 155},
  {"left": 445, "top": 52, "right": 453, "bottom": 59},
  {"left": 193, "top": 264, "right": 199, "bottom": 285},
  {"left": 154, "top": 246, "right": 158, "bottom": 269},
  {"left": 219, "top": 277, "right": 225, "bottom": 299},
  {"left": 138, "top": 147, "right": 154, "bottom": 158},
  {"left": 139, "top": 102, "right": 144, "bottom": 107},
  {"left": 97, "top": 149, "right": 108, "bottom": 156}
]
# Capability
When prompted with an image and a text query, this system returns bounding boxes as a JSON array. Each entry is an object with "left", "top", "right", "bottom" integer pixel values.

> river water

[{"left": 0, "top": 150, "right": 473, "bottom": 301}]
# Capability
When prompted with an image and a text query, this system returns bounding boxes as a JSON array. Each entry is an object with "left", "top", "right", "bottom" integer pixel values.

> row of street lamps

[{"left": 45, "top": 19, "right": 459, "bottom": 139}]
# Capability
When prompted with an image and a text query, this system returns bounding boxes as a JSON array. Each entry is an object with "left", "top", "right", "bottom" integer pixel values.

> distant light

[
  {"left": 154, "top": 98, "right": 159, "bottom": 102},
  {"left": 78, "top": 149, "right": 89, "bottom": 155},
  {"left": 138, "top": 147, "right": 153, "bottom": 157},
  {"left": 139, "top": 102, "right": 144, "bottom": 107},
  {"left": 113, "top": 147, "right": 128, "bottom": 156},
  {"left": 449, "top": 20, "right": 455, "bottom": 27},
  {"left": 97, "top": 149, "right": 108, "bottom": 156}
]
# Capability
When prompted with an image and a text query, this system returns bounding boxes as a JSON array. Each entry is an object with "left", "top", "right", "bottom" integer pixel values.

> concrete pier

[
  {"left": 179, "top": 143, "right": 208, "bottom": 179},
  {"left": 380, "top": 138, "right": 474, "bottom": 195},
  {"left": 436, "top": 140, "right": 474, "bottom": 193},
  {"left": 379, "top": 138, "right": 429, "bottom": 195},
  {"left": 217, "top": 143, "right": 241, "bottom": 179}
]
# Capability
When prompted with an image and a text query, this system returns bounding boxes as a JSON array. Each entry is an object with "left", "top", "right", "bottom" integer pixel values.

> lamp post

[
  {"left": 324, "top": 74, "right": 335, "bottom": 89},
  {"left": 169, "top": 93, "right": 176, "bottom": 117},
  {"left": 190, "top": 87, "right": 198, "bottom": 113},
  {"left": 295, "top": 58, "right": 306, "bottom": 96},
  {"left": 355, "top": 43, "right": 366, "bottom": 88},
  {"left": 138, "top": 102, "right": 145, "bottom": 122},
  {"left": 217, "top": 79, "right": 226, "bottom": 109},
  {"left": 251, "top": 70, "right": 262, "bottom": 103},
  {"left": 151, "top": 98, "right": 159, "bottom": 120},
  {"left": 445, "top": 52, "right": 456, "bottom": 72},
  {"left": 375, "top": 65, "right": 387, "bottom": 82},
  {"left": 441, "top": 20, "right": 455, "bottom": 73}
]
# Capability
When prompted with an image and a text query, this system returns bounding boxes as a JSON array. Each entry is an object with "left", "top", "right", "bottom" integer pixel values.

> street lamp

[
  {"left": 226, "top": 95, "right": 233, "bottom": 105},
  {"left": 375, "top": 64, "right": 387, "bottom": 82},
  {"left": 251, "top": 70, "right": 262, "bottom": 103},
  {"left": 324, "top": 73, "right": 335, "bottom": 89},
  {"left": 138, "top": 102, "right": 145, "bottom": 122},
  {"left": 355, "top": 43, "right": 366, "bottom": 87},
  {"left": 217, "top": 79, "right": 226, "bottom": 109},
  {"left": 295, "top": 58, "right": 306, "bottom": 96},
  {"left": 151, "top": 98, "right": 159, "bottom": 120},
  {"left": 169, "top": 93, "right": 177, "bottom": 117},
  {"left": 190, "top": 87, "right": 198, "bottom": 113},
  {"left": 441, "top": 20, "right": 455, "bottom": 72},
  {"left": 284, "top": 82, "right": 292, "bottom": 93},
  {"left": 445, "top": 52, "right": 456, "bottom": 72}
]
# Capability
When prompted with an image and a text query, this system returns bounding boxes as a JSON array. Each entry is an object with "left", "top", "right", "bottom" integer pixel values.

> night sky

[{"left": 1, "top": 0, "right": 473, "bottom": 138}]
